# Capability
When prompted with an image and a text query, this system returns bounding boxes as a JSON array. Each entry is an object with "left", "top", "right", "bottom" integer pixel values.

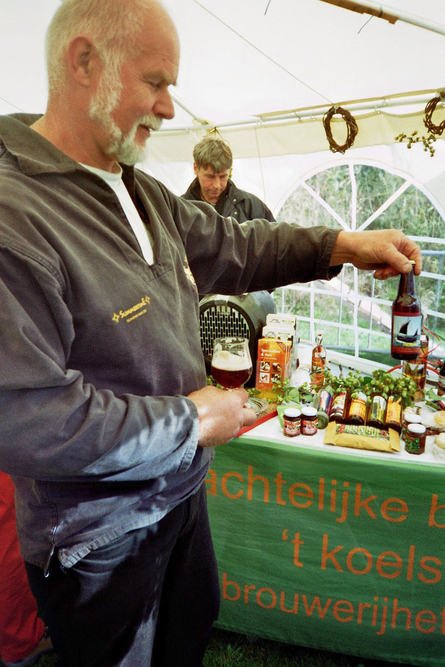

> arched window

[{"left": 274, "top": 162, "right": 445, "bottom": 366}]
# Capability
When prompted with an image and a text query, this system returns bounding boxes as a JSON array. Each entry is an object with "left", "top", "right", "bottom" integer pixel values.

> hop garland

[
  {"left": 395, "top": 93, "right": 445, "bottom": 158},
  {"left": 322, "top": 368, "right": 417, "bottom": 408}
]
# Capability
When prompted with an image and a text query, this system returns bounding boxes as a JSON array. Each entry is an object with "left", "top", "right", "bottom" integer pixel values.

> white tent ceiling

[
  {"left": 2, "top": 1, "right": 445, "bottom": 127},
  {"left": 1, "top": 0, "right": 445, "bottom": 210}
]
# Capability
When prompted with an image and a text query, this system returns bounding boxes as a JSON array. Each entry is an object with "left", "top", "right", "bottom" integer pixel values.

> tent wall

[{"left": 143, "top": 133, "right": 445, "bottom": 219}]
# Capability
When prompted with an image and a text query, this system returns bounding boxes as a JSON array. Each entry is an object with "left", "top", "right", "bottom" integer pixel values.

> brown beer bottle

[
  {"left": 329, "top": 390, "right": 349, "bottom": 423},
  {"left": 384, "top": 394, "right": 402, "bottom": 434},
  {"left": 367, "top": 392, "right": 387, "bottom": 429},
  {"left": 391, "top": 260, "right": 422, "bottom": 361},
  {"left": 347, "top": 391, "right": 368, "bottom": 426}
]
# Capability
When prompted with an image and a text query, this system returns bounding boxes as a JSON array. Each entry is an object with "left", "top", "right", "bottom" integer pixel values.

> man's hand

[
  {"left": 188, "top": 385, "right": 257, "bottom": 447},
  {"left": 330, "top": 229, "right": 422, "bottom": 279}
]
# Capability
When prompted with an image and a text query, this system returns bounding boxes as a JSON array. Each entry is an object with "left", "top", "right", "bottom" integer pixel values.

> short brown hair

[{"left": 193, "top": 137, "right": 232, "bottom": 172}]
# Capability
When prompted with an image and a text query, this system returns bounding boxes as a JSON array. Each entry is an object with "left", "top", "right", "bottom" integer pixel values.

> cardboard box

[
  {"left": 266, "top": 313, "right": 297, "bottom": 328},
  {"left": 255, "top": 338, "right": 293, "bottom": 399}
]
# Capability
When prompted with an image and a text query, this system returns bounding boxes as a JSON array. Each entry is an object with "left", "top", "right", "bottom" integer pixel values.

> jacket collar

[
  {"left": 185, "top": 177, "right": 245, "bottom": 206},
  {"left": 0, "top": 113, "right": 136, "bottom": 189}
]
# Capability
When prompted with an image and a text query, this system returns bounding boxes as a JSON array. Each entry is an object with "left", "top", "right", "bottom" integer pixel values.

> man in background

[{"left": 182, "top": 136, "right": 275, "bottom": 222}]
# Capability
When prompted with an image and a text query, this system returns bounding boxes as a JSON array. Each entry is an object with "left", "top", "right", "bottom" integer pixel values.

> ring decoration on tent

[
  {"left": 424, "top": 91, "right": 445, "bottom": 136},
  {"left": 322, "top": 105, "right": 359, "bottom": 154}
]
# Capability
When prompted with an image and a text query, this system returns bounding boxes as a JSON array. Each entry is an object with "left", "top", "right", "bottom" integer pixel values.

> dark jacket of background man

[{"left": 183, "top": 177, "right": 275, "bottom": 222}]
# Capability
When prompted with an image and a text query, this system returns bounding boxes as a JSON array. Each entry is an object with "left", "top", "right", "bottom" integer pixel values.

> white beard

[
  {"left": 89, "top": 73, "right": 162, "bottom": 165},
  {"left": 107, "top": 114, "right": 162, "bottom": 165}
]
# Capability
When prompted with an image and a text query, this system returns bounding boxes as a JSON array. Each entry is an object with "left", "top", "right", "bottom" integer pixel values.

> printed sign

[{"left": 206, "top": 438, "right": 445, "bottom": 665}]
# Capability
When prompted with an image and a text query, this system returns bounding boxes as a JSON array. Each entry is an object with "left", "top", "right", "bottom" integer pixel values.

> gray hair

[
  {"left": 193, "top": 137, "right": 233, "bottom": 172},
  {"left": 45, "top": 0, "right": 161, "bottom": 95}
]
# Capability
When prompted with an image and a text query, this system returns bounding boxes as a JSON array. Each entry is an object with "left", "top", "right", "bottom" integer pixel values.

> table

[{"left": 206, "top": 416, "right": 445, "bottom": 666}]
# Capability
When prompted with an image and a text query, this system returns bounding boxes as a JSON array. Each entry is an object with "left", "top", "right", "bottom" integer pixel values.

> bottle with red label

[
  {"left": 329, "top": 390, "right": 349, "bottom": 423},
  {"left": 391, "top": 260, "right": 422, "bottom": 361}
]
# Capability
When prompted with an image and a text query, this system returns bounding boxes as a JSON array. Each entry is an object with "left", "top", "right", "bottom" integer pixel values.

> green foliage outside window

[{"left": 275, "top": 163, "right": 445, "bottom": 364}]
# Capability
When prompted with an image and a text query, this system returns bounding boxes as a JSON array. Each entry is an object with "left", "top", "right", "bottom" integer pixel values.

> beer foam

[{"left": 212, "top": 350, "right": 251, "bottom": 371}]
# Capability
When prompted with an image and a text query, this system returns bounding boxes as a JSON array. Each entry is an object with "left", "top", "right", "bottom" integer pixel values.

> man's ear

[
  {"left": 67, "top": 35, "right": 99, "bottom": 87},
  {"left": 193, "top": 163, "right": 198, "bottom": 177}
]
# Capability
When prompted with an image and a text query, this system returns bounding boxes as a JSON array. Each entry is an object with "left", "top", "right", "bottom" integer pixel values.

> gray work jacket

[{"left": 0, "top": 113, "right": 341, "bottom": 570}]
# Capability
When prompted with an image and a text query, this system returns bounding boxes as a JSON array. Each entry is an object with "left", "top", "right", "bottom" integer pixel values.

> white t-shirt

[{"left": 82, "top": 164, "right": 154, "bottom": 265}]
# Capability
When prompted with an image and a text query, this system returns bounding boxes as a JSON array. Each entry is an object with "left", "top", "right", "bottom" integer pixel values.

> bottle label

[
  {"left": 405, "top": 434, "right": 421, "bottom": 454},
  {"left": 331, "top": 391, "right": 347, "bottom": 417},
  {"left": 317, "top": 389, "right": 333, "bottom": 415},
  {"left": 349, "top": 392, "right": 367, "bottom": 420},
  {"left": 283, "top": 417, "right": 300, "bottom": 437},
  {"left": 392, "top": 313, "right": 422, "bottom": 356},
  {"left": 368, "top": 396, "right": 387, "bottom": 423},
  {"left": 301, "top": 416, "right": 318, "bottom": 435},
  {"left": 312, "top": 355, "right": 325, "bottom": 370},
  {"left": 386, "top": 396, "right": 402, "bottom": 424}
]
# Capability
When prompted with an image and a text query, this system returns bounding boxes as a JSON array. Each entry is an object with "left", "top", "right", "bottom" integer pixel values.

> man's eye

[{"left": 144, "top": 79, "right": 160, "bottom": 90}]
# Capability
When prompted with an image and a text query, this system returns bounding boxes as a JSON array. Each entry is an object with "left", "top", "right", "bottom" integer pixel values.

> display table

[{"left": 206, "top": 416, "right": 445, "bottom": 666}]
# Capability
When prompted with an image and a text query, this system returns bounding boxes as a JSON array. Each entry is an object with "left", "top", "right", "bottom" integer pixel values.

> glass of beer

[{"left": 211, "top": 337, "right": 252, "bottom": 390}]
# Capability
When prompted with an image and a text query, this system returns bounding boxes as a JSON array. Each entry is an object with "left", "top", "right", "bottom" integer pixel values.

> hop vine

[
  {"left": 323, "top": 368, "right": 417, "bottom": 408},
  {"left": 395, "top": 130, "right": 437, "bottom": 157}
]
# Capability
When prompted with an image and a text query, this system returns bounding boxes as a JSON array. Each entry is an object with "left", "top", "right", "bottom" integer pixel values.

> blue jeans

[{"left": 25, "top": 483, "right": 220, "bottom": 667}]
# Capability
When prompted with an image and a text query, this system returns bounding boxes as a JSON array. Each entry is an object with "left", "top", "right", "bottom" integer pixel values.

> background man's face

[{"left": 194, "top": 165, "right": 229, "bottom": 204}]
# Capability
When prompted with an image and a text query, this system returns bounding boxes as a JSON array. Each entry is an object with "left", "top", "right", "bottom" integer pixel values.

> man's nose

[{"left": 153, "top": 90, "right": 175, "bottom": 120}]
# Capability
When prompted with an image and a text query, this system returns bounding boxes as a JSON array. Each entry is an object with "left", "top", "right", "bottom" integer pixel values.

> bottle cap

[
  {"left": 407, "top": 423, "right": 426, "bottom": 435},
  {"left": 284, "top": 408, "right": 300, "bottom": 418},
  {"left": 302, "top": 406, "right": 317, "bottom": 417},
  {"left": 404, "top": 413, "right": 422, "bottom": 424}
]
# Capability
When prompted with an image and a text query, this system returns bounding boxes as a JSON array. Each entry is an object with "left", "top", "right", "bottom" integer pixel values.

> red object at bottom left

[{"left": 0, "top": 470, "right": 47, "bottom": 665}]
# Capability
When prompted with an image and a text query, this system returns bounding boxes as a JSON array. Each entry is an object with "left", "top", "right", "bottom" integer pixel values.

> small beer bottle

[
  {"left": 329, "top": 390, "right": 349, "bottom": 423},
  {"left": 384, "top": 394, "right": 402, "bottom": 434},
  {"left": 316, "top": 387, "right": 333, "bottom": 417},
  {"left": 347, "top": 391, "right": 368, "bottom": 426},
  {"left": 311, "top": 332, "right": 326, "bottom": 387},
  {"left": 391, "top": 260, "right": 422, "bottom": 361},
  {"left": 367, "top": 392, "right": 387, "bottom": 429}
]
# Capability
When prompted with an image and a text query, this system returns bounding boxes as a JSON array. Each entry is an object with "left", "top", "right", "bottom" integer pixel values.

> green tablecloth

[{"left": 206, "top": 425, "right": 445, "bottom": 666}]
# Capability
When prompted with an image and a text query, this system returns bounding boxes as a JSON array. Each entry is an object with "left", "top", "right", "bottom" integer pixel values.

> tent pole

[
  {"left": 319, "top": 0, "right": 445, "bottom": 37},
  {"left": 169, "top": 91, "right": 208, "bottom": 126},
  {"left": 163, "top": 89, "right": 445, "bottom": 134}
]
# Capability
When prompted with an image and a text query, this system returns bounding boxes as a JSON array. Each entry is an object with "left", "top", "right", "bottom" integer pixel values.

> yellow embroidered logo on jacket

[
  {"left": 184, "top": 260, "right": 197, "bottom": 288},
  {"left": 113, "top": 296, "right": 151, "bottom": 323}
]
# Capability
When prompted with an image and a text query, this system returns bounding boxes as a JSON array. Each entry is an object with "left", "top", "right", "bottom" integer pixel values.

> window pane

[
  {"left": 355, "top": 164, "right": 405, "bottom": 228},
  {"left": 276, "top": 185, "right": 341, "bottom": 229}
]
